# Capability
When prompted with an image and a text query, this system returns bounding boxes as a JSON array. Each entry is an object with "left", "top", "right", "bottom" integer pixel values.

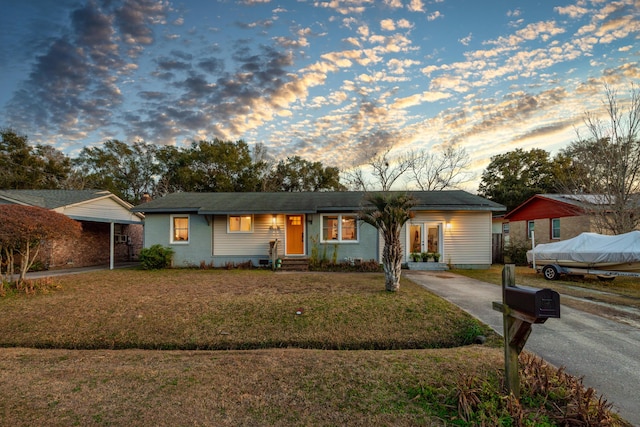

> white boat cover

[{"left": 527, "top": 231, "right": 640, "bottom": 265}]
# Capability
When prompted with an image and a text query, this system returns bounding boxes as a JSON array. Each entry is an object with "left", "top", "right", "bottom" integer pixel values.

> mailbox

[{"left": 504, "top": 286, "right": 560, "bottom": 323}]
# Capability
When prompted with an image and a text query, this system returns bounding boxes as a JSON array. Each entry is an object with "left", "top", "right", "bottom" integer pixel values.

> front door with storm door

[
  {"left": 286, "top": 215, "right": 305, "bottom": 255},
  {"left": 409, "top": 222, "right": 442, "bottom": 258}
]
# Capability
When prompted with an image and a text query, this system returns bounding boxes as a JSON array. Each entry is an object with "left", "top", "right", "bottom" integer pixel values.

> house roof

[
  {"left": 503, "top": 194, "right": 602, "bottom": 220},
  {"left": 132, "top": 191, "right": 506, "bottom": 215},
  {"left": 0, "top": 189, "right": 144, "bottom": 223}
]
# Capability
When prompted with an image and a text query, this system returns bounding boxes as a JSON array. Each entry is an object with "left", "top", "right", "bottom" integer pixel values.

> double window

[
  {"left": 228, "top": 215, "right": 253, "bottom": 233},
  {"left": 322, "top": 215, "right": 358, "bottom": 242},
  {"left": 171, "top": 215, "right": 190, "bottom": 243}
]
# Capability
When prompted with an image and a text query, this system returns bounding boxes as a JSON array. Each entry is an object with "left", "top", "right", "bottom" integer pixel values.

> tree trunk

[{"left": 382, "top": 231, "right": 402, "bottom": 292}]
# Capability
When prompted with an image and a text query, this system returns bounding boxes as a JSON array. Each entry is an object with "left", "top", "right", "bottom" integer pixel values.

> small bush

[
  {"left": 139, "top": 245, "right": 174, "bottom": 270},
  {"left": 504, "top": 238, "right": 530, "bottom": 266}
]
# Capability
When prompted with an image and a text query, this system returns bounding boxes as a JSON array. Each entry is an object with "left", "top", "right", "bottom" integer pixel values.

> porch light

[
  {"left": 270, "top": 215, "right": 280, "bottom": 230},
  {"left": 446, "top": 222, "right": 452, "bottom": 230}
]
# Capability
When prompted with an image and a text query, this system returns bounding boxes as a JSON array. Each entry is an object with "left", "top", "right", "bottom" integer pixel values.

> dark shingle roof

[
  {"left": 133, "top": 191, "right": 505, "bottom": 214},
  {"left": 0, "top": 189, "right": 114, "bottom": 209}
]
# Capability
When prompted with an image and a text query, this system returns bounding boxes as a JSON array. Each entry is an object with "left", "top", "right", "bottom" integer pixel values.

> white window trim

[
  {"left": 170, "top": 214, "right": 190, "bottom": 244},
  {"left": 527, "top": 220, "right": 535, "bottom": 239},
  {"left": 227, "top": 214, "right": 254, "bottom": 233},
  {"left": 321, "top": 214, "right": 359, "bottom": 243}
]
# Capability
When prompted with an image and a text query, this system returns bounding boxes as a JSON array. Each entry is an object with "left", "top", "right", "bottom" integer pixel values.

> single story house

[
  {"left": 503, "top": 194, "right": 611, "bottom": 245},
  {"left": 133, "top": 191, "right": 505, "bottom": 269},
  {"left": 0, "top": 189, "right": 144, "bottom": 269}
]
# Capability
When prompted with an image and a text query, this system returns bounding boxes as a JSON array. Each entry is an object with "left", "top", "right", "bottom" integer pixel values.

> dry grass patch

[{"left": 0, "top": 346, "right": 505, "bottom": 427}]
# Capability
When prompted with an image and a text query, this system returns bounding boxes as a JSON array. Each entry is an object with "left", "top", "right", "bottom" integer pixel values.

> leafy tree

[
  {"left": 0, "top": 128, "right": 72, "bottom": 189},
  {"left": 558, "top": 84, "right": 640, "bottom": 234},
  {"left": 156, "top": 139, "right": 263, "bottom": 193},
  {"left": 265, "top": 156, "right": 346, "bottom": 192},
  {"left": 359, "top": 193, "right": 415, "bottom": 292},
  {"left": 0, "top": 205, "right": 81, "bottom": 284},
  {"left": 478, "top": 148, "right": 558, "bottom": 211},
  {"left": 73, "top": 140, "right": 159, "bottom": 204}
]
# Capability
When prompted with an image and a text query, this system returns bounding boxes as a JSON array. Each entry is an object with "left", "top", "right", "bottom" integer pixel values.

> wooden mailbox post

[{"left": 492, "top": 264, "right": 560, "bottom": 398}]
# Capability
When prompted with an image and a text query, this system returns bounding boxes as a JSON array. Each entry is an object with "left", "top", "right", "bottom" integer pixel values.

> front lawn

[
  {"left": 0, "top": 269, "right": 631, "bottom": 426},
  {"left": 0, "top": 269, "right": 494, "bottom": 350}
]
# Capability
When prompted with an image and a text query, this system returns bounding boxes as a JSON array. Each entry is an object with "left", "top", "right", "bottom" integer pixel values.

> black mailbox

[{"left": 504, "top": 286, "right": 560, "bottom": 323}]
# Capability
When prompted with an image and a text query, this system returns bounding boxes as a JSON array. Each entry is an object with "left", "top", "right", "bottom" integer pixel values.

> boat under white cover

[{"left": 527, "top": 231, "right": 640, "bottom": 271}]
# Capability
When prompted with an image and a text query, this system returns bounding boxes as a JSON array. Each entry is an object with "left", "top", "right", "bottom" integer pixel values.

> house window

[
  {"left": 502, "top": 223, "right": 510, "bottom": 234},
  {"left": 171, "top": 215, "right": 189, "bottom": 243},
  {"left": 322, "top": 215, "right": 358, "bottom": 242},
  {"left": 527, "top": 220, "right": 535, "bottom": 239},
  {"left": 229, "top": 215, "right": 253, "bottom": 233},
  {"left": 551, "top": 218, "right": 561, "bottom": 239}
]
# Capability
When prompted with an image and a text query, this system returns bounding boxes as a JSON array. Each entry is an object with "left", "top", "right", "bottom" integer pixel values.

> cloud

[
  {"left": 408, "top": 0, "right": 425, "bottom": 13},
  {"left": 459, "top": 33, "right": 472, "bottom": 46},
  {"left": 380, "top": 19, "right": 395, "bottom": 31},
  {"left": 555, "top": 5, "right": 589, "bottom": 19},
  {"left": 427, "top": 11, "right": 443, "bottom": 21}
]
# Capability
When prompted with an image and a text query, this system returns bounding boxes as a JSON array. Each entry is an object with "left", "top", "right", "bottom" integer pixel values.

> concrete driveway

[{"left": 405, "top": 270, "right": 640, "bottom": 426}]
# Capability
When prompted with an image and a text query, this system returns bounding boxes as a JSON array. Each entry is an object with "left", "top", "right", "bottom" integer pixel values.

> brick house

[
  {"left": 503, "top": 194, "right": 608, "bottom": 245},
  {"left": 0, "top": 189, "right": 144, "bottom": 270}
]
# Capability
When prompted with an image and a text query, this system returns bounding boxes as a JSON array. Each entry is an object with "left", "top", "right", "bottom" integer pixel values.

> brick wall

[
  {"left": 37, "top": 221, "right": 144, "bottom": 270},
  {"left": 507, "top": 215, "right": 594, "bottom": 245}
]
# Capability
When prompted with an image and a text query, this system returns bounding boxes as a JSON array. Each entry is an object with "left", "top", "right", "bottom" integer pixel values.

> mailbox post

[{"left": 492, "top": 264, "right": 560, "bottom": 398}]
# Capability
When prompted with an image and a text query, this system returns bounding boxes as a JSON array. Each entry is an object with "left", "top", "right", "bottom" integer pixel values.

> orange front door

[{"left": 286, "top": 215, "right": 304, "bottom": 255}]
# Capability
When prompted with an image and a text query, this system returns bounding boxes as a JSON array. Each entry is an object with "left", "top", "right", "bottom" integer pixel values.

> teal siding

[
  {"left": 305, "top": 214, "right": 379, "bottom": 263},
  {"left": 144, "top": 213, "right": 211, "bottom": 267}
]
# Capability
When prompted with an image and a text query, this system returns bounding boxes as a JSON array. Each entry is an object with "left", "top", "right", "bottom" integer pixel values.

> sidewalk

[
  {"left": 22, "top": 262, "right": 139, "bottom": 280},
  {"left": 405, "top": 270, "right": 640, "bottom": 427}
]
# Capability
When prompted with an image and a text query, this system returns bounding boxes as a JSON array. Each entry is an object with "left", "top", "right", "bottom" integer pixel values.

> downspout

[{"left": 110, "top": 221, "right": 115, "bottom": 270}]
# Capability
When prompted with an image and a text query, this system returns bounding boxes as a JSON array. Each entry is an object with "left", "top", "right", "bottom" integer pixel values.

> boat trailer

[{"left": 536, "top": 264, "right": 640, "bottom": 281}]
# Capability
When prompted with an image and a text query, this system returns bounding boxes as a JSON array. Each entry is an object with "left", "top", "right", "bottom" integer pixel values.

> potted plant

[
  {"left": 421, "top": 252, "right": 431, "bottom": 262},
  {"left": 433, "top": 252, "right": 440, "bottom": 262},
  {"left": 411, "top": 252, "right": 421, "bottom": 262}
]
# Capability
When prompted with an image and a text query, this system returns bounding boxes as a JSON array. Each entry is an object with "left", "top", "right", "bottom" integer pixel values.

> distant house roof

[
  {"left": 504, "top": 194, "right": 606, "bottom": 221},
  {"left": 132, "top": 191, "right": 506, "bottom": 215},
  {"left": 0, "top": 189, "right": 144, "bottom": 224}
]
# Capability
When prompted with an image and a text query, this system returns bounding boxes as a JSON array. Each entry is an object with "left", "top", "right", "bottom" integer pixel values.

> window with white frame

[
  {"left": 551, "top": 218, "right": 561, "bottom": 239},
  {"left": 228, "top": 215, "right": 253, "bottom": 233},
  {"left": 171, "top": 215, "right": 190, "bottom": 243},
  {"left": 322, "top": 214, "right": 358, "bottom": 242},
  {"left": 527, "top": 220, "right": 535, "bottom": 239}
]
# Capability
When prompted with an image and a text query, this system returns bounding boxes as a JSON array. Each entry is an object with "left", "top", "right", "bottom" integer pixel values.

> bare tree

[
  {"left": 343, "top": 147, "right": 415, "bottom": 191},
  {"left": 407, "top": 145, "right": 473, "bottom": 191},
  {"left": 560, "top": 83, "right": 640, "bottom": 234}
]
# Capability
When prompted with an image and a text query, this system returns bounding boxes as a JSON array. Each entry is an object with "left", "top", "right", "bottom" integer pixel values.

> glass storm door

[{"left": 409, "top": 223, "right": 442, "bottom": 254}]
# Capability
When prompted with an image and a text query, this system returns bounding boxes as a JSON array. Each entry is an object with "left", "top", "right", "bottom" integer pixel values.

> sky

[{"left": 1, "top": 0, "right": 639, "bottom": 191}]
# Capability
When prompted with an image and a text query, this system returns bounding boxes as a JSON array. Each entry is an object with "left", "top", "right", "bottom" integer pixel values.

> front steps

[{"left": 279, "top": 258, "right": 309, "bottom": 271}]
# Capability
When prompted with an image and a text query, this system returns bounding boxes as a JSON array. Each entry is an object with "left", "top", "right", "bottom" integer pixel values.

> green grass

[{"left": 0, "top": 269, "right": 632, "bottom": 426}]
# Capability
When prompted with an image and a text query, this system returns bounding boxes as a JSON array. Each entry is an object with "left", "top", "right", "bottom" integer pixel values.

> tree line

[{"left": 0, "top": 132, "right": 346, "bottom": 204}]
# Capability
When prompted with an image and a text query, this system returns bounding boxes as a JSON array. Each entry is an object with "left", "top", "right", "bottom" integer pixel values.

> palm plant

[{"left": 359, "top": 192, "right": 416, "bottom": 292}]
